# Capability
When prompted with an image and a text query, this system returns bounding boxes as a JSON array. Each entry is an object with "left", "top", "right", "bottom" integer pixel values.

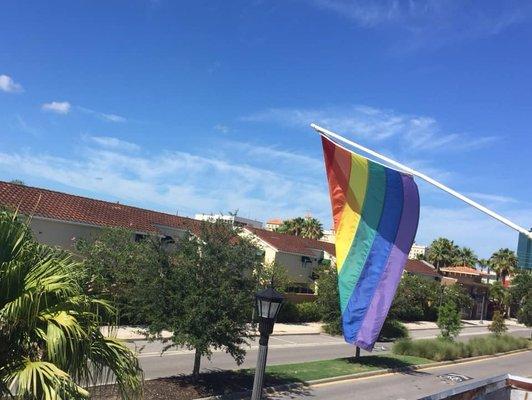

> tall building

[
  {"left": 194, "top": 213, "right": 263, "bottom": 229},
  {"left": 408, "top": 243, "right": 427, "bottom": 259}
]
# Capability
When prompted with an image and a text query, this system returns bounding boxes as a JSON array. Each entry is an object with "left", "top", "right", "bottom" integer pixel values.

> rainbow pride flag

[{"left": 322, "top": 136, "right": 420, "bottom": 351}]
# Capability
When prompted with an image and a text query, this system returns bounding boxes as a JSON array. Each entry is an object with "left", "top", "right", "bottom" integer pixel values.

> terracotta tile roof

[
  {"left": 405, "top": 259, "right": 441, "bottom": 278},
  {"left": 245, "top": 226, "right": 335, "bottom": 258},
  {"left": 440, "top": 265, "right": 486, "bottom": 276},
  {"left": 0, "top": 181, "right": 201, "bottom": 235},
  {"left": 266, "top": 218, "right": 283, "bottom": 225}
]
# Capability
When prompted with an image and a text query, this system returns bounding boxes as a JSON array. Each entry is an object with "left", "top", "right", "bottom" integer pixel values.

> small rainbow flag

[{"left": 322, "top": 135, "right": 420, "bottom": 351}]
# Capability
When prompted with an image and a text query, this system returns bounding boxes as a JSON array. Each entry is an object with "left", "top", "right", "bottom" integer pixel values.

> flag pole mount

[{"left": 311, "top": 123, "right": 532, "bottom": 239}]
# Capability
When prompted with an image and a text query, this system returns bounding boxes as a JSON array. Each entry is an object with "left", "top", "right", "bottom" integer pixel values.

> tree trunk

[{"left": 192, "top": 348, "right": 201, "bottom": 378}]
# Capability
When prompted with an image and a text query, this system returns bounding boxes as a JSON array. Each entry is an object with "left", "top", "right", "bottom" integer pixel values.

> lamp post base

[{"left": 251, "top": 343, "right": 269, "bottom": 400}]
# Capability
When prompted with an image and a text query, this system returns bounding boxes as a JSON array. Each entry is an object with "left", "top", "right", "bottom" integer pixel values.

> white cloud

[
  {"left": 0, "top": 75, "right": 23, "bottom": 93},
  {"left": 468, "top": 192, "right": 518, "bottom": 204},
  {"left": 88, "top": 136, "right": 140, "bottom": 152},
  {"left": 78, "top": 107, "right": 127, "bottom": 123},
  {"left": 214, "top": 124, "right": 230, "bottom": 133},
  {"left": 242, "top": 105, "right": 496, "bottom": 151},
  {"left": 42, "top": 101, "right": 71, "bottom": 114},
  {"left": 0, "top": 138, "right": 330, "bottom": 224},
  {"left": 307, "top": 0, "right": 531, "bottom": 50},
  {"left": 417, "top": 205, "right": 532, "bottom": 258}
]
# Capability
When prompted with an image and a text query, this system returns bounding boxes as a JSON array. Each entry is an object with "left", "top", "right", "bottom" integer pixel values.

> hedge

[{"left": 392, "top": 335, "right": 530, "bottom": 362}]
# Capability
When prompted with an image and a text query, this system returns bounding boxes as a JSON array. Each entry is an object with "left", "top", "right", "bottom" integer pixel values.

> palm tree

[
  {"left": 489, "top": 248, "right": 518, "bottom": 285},
  {"left": 302, "top": 217, "right": 324, "bottom": 240},
  {"left": 456, "top": 247, "right": 478, "bottom": 268},
  {"left": 277, "top": 217, "right": 323, "bottom": 239},
  {"left": 0, "top": 211, "right": 142, "bottom": 399},
  {"left": 427, "top": 238, "right": 460, "bottom": 272},
  {"left": 478, "top": 258, "right": 491, "bottom": 284}
]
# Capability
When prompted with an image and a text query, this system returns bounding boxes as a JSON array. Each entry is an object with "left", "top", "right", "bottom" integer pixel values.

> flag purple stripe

[{"left": 355, "top": 174, "right": 420, "bottom": 350}]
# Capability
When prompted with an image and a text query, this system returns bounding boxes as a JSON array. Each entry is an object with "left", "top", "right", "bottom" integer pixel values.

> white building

[
  {"left": 194, "top": 213, "right": 263, "bottom": 229},
  {"left": 265, "top": 218, "right": 283, "bottom": 231},
  {"left": 321, "top": 229, "right": 335, "bottom": 243},
  {"left": 408, "top": 243, "right": 427, "bottom": 259}
]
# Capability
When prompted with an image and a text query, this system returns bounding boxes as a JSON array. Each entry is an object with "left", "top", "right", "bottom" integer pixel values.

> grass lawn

[{"left": 263, "top": 354, "right": 433, "bottom": 382}]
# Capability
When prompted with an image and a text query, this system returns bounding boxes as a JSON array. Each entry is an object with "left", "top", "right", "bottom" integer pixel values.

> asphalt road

[
  {"left": 267, "top": 350, "right": 532, "bottom": 399},
  {"left": 129, "top": 326, "right": 531, "bottom": 380}
]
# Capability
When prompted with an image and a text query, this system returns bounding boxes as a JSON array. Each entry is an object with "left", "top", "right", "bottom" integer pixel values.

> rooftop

[
  {"left": 404, "top": 259, "right": 441, "bottom": 278},
  {"left": 440, "top": 265, "right": 487, "bottom": 276},
  {"left": 0, "top": 181, "right": 201, "bottom": 235},
  {"left": 245, "top": 226, "right": 335, "bottom": 258}
]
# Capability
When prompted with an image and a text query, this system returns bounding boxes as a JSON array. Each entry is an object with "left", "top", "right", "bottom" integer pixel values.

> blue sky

[{"left": 1, "top": 0, "right": 531, "bottom": 257}]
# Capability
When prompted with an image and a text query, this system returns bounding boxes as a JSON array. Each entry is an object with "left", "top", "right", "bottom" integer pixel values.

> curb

[
  {"left": 196, "top": 348, "right": 531, "bottom": 400},
  {"left": 119, "top": 331, "right": 322, "bottom": 343}
]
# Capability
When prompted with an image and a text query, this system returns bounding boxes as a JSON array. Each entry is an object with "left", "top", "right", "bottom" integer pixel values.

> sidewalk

[
  {"left": 104, "top": 319, "right": 527, "bottom": 341},
  {"left": 102, "top": 322, "right": 323, "bottom": 341}
]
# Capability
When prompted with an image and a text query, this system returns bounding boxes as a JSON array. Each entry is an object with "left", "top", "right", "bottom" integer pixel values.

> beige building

[
  {"left": 0, "top": 181, "right": 202, "bottom": 251},
  {"left": 265, "top": 218, "right": 283, "bottom": 231},
  {"left": 243, "top": 226, "right": 335, "bottom": 295},
  {"left": 408, "top": 243, "right": 427, "bottom": 259}
]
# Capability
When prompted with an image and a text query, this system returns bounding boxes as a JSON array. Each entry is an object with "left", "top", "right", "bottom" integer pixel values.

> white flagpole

[{"left": 311, "top": 123, "right": 532, "bottom": 239}]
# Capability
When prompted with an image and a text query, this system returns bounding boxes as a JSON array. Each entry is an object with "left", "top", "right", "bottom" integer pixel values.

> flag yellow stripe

[{"left": 335, "top": 153, "right": 368, "bottom": 272}]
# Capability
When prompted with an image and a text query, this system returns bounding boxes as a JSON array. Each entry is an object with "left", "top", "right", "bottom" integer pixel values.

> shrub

[
  {"left": 276, "top": 301, "right": 300, "bottom": 323},
  {"left": 296, "top": 302, "right": 321, "bottom": 322},
  {"left": 437, "top": 302, "right": 462, "bottom": 340},
  {"left": 378, "top": 319, "right": 409, "bottom": 341},
  {"left": 393, "top": 335, "right": 529, "bottom": 361},
  {"left": 276, "top": 301, "right": 322, "bottom": 323},
  {"left": 389, "top": 274, "right": 439, "bottom": 322},
  {"left": 322, "top": 319, "right": 342, "bottom": 336},
  {"left": 488, "top": 311, "right": 507, "bottom": 336}
]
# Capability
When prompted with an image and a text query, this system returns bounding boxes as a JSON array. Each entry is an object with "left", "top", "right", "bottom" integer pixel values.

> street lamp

[{"left": 251, "top": 286, "right": 284, "bottom": 400}]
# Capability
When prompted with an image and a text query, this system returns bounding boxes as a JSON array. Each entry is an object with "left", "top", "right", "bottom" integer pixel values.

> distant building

[
  {"left": 404, "top": 259, "right": 442, "bottom": 281},
  {"left": 321, "top": 229, "right": 335, "bottom": 243},
  {"left": 194, "top": 213, "right": 263, "bottom": 229},
  {"left": 243, "top": 227, "right": 335, "bottom": 298},
  {"left": 0, "top": 181, "right": 201, "bottom": 250},
  {"left": 265, "top": 218, "right": 283, "bottom": 231},
  {"left": 440, "top": 265, "right": 489, "bottom": 320},
  {"left": 408, "top": 243, "right": 427, "bottom": 259}
]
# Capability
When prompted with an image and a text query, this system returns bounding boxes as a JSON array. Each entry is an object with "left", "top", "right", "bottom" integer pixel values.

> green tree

[
  {"left": 254, "top": 261, "right": 291, "bottom": 293},
  {"left": 0, "top": 211, "right": 142, "bottom": 399},
  {"left": 488, "top": 311, "right": 507, "bottom": 336},
  {"left": 456, "top": 247, "right": 478, "bottom": 268},
  {"left": 277, "top": 216, "right": 323, "bottom": 240},
  {"left": 509, "top": 270, "right": 532, "bottom": 326},
  {"left": 149, "top": 221, "right": 261, "bottom": 378},
  {"left": 9, "top": 179, "right": 25, "bottom": 185},
  {"left": 489, "top": 248, "right": 518, "bottom": 284},
  {"left": 489, "top": 281, "right": 509, "bottom": 314},
  {"left": 442, "top": 284, "right": 473, "bottom": 314},
  {"left": 478, "top": 258, "right": 492, "bottom": 283},
  {"left": 389, "top": 274, "right": 440, "bottom": 321},
  {"left": 427, "top": 238, "right": 460, "bottom": 272},
  {"left": 437, "top": 302, "right": 462, "bottom": 340},
  {"left": 315, "top": 263, "right": 342, "bottom": 335},
  {"left": 76, "top": 228, "right": 163, "bottom": 324}
]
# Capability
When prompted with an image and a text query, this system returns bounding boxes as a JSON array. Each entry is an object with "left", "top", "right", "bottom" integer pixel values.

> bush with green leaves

[
  {"left": 315, "top": 263, "right": 342, "bottom": 335},
  {"left": 488, "top": 311, "right": 507, "bottom": 336},
  {"left": 393, "top": 335, "right": 528, "bottom": 361},
  {"left": 389, "top": 274, "right": 440, "bottom": 322},
  {"left": 437, "top": 302, "right": 462, "bottom": 340},
  {"left": 276, "top": 301, "right": 322, "bottom": 323},
  {"left": 509, "top": 270, "right": 532, "bottom": 326},
  {"left": 378, "top": 319, "right": 409, "bottom": 341},
  {"left": 0, "top": 211, "right": 142, "bottom": 399},
  {"left": 76, "top": 228, "right": 164, "bottom": 325},
  {"left": 148, "top": 221, "right": 262, "bottom": 377}
]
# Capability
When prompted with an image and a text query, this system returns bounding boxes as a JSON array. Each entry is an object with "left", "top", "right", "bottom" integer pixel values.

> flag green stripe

[{"left": 338, "top": 161, "right": 386, "bottom": 313}]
